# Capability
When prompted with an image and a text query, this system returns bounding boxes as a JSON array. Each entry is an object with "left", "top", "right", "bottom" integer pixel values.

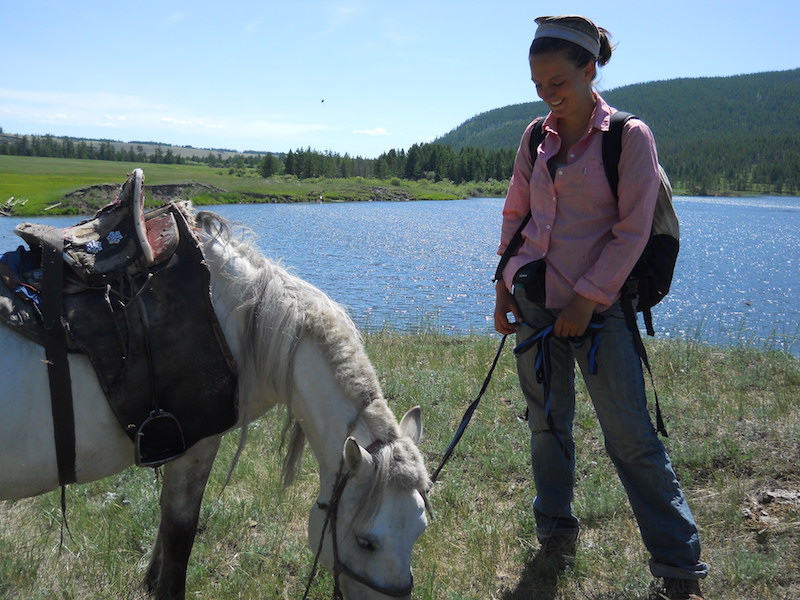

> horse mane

[{"left": 193, "top": 210, "right": 413, "bottom": 489}]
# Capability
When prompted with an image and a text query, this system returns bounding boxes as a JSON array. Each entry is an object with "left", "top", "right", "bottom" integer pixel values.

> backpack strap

[
  {"left": 605, "top": 111, "right": 668, "bottom": 436},
  {"left": 493, "top": 117, "right": 545, "bottom": 282},
  {"left": 603, "top": 112, "right": 658, "bottom": 332},
  {"left": 527, "top": 117, "right": 547, "bottom": 161},
  {"left": 601, "top": 110, "right": 634, "bottom": 201},
  {"left": 621, "top": 285, "right": 668, "bottom": 436}
]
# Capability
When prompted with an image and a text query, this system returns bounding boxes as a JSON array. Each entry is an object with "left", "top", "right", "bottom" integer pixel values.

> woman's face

[{"left": 529, "top": 52, "right": 596, "bottom": 122}]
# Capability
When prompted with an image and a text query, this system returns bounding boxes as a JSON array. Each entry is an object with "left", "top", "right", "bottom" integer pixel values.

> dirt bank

[{"left": 61, "top": 181, "right": 227, "bottom": 214}]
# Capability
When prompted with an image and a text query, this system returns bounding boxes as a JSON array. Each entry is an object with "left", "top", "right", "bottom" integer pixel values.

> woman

[{"left": 493, "top": 15, "right": 708, "bottom": 600}]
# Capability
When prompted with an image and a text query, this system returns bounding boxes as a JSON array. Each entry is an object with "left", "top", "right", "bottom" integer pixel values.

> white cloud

[
  {"left": 243, "top": 18, "right": 263, "bottom": 35},
  {"left": 354, "top": 127, "right": 390, "bottom": 136},
  {"left": 161, "top": 117, "right": 195, "bottom": 126},
  {"left": 325, "top": 4, "right": 360, "bottom": 33},
  {"left": 0, "top": 86, "right": 335, "bottom": 144},
  {"left": 0, "top": 88, "right": 151, "bottom": 111},
  {"left": 385, "top": 30, "right": 417, "bottom": 44}
]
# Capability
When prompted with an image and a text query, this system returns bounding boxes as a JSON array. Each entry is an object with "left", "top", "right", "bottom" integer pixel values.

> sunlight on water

[
  {"left": 214, "top": 196, "right": 800, "bottom": 355},
  {"left": 656, "top": 196, "right": 800, "bottom": 354},
  {"left": 2, "top": 196, "right": 798, "bottom": 355}
]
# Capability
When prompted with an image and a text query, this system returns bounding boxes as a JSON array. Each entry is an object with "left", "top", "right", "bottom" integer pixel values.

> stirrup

[{"left": 135, "top": 409, "right": 187, "bottom": 467}]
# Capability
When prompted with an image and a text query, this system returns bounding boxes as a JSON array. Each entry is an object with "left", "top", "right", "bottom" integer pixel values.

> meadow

[
  {"left": 0, "top": 155, "right": 509, "bottom": 216},
  {"left": 1, "top": 333, "right": 798, "bottom": 599}
]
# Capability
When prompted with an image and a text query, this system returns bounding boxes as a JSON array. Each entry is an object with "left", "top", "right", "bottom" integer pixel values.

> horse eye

[{"left": 355, "top": 536, "right": 377, "bottom": 552}]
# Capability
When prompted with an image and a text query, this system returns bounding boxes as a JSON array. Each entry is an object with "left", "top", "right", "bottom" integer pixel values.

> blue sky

[{"left": 2, "top": 0, "right": 797, "bottom": 158}]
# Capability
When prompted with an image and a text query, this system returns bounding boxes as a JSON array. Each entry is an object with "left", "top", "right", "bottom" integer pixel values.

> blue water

[{"left": 2, "top": 196, "right": 798, "bottom": 355}]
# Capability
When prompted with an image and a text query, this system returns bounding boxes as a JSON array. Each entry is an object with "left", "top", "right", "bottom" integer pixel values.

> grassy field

[
  {"left": 1, "top": 333, "right": 798, "bottom": 599},
  {"left": 0, "top": 155, "right": 508, "bottom": 216}
]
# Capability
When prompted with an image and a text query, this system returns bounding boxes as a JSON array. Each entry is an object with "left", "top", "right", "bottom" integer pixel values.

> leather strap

[
  {"left": 493, "top": 118, "right": 545, "bottom": 282},
  {"left": 40, "top": 228, "right": 77, "bottom": 486}
]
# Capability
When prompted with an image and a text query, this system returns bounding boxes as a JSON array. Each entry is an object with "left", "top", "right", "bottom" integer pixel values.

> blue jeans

[{"left": 514, "top": 288, "right": 708, "bottom": 580}]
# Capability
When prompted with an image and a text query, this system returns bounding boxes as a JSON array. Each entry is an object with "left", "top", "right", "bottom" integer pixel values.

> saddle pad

[{"left": 63, "top": 205, "right": 239, "bottom": 448}]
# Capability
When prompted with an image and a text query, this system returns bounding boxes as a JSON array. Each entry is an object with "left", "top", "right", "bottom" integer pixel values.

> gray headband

[{"left": 534, "top": 16, "right": 601, "bottom": 58}]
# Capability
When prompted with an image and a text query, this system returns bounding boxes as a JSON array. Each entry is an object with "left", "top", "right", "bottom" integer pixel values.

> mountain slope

[
  {"left": 435, "top": 68, "right": 800, "bottom": 194},
  {"left": 436, "top": 68, "right": 800, "bottom": 151}
]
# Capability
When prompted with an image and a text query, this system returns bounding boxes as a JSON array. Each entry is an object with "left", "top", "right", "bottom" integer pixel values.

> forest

[
  {"left": 1, "top": 68, "right": 798, "bottom": 195},
  {"left": 0, "top": 134, "right": 515, "bottom": 186}
]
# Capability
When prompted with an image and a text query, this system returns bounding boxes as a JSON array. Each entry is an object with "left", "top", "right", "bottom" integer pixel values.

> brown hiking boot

[{"left": 651, "top": 577, "right": 704, "bottom": 600}]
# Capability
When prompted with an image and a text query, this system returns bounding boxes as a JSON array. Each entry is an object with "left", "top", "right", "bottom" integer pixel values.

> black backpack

[{"left": 495, "top": 111, "right": 678, "bottom": 435}]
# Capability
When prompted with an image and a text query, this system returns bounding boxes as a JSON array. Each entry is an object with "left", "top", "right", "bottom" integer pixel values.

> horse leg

[{"left": 144, "top": 435, "right": 222, "bottom": 600}]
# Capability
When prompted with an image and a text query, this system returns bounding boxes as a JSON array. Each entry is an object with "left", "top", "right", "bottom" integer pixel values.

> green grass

[
  {"left": 1, "top": 335, "right": 799, "bottom": 599},
  {"left": 0, "top": 155, "right": 507, "bottom": 216},
  {"left": 0, "top": 155, "right": 215, "bottom": 211}
]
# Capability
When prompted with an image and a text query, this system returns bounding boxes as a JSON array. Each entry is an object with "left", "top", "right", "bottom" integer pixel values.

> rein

[
  {"left": 430, "top": 317, "right": 607, "bottom": 481},
  {"left": 430, "top": 334, "right": 508, "bottom": 484}
]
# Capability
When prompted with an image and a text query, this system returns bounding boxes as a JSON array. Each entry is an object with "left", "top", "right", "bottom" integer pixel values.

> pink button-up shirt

[{"left": 498, "top": 95, "right": 660, "bottom": 311}]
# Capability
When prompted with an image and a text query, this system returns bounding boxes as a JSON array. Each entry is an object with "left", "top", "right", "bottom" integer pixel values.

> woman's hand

[
  {"left": 494, "top": 280, "right": 522, "bottom": 335},
  {"left": 554, "top": 293, "right": 597, "bottom": 338}
]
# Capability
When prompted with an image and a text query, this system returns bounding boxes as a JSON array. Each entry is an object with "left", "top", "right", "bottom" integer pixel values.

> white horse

[{"left": 0, "top": 208, "right": 431, "bottom": 600}]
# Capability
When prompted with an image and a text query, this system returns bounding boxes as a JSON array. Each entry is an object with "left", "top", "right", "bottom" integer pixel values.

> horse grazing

[{"left": 0, "top": 206, "right": 431, "bottom": 600}]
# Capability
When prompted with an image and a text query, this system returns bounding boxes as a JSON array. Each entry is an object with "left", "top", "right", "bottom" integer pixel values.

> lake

[{"left": 1, "top": 196, "right": 798, "bottom": 356}]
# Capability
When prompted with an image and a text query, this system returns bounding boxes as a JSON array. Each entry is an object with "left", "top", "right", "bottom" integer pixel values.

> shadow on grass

[{"left": 500, "top": 555, "right": 559, "bottom": 600}]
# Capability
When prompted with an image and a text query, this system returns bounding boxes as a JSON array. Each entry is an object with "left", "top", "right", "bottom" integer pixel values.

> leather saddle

[
  {"left": 0, "top": 170, "right": 238, "bottom": 471},
  {"left": 15, "top": 168, "right": 179, "bottom": 284}
]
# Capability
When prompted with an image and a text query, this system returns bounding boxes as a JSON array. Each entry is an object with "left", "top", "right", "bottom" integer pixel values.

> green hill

[{"left": 435, "top": 68, "right": 800, "bottom": 195}]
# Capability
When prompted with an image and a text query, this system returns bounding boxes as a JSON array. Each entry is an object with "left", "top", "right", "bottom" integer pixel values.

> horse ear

[
  {"left": 399, "top": 406, "right": 423, "bottom": 444},
  {"left": 343, "top": 436, "right": 370, "bottom": 473}
]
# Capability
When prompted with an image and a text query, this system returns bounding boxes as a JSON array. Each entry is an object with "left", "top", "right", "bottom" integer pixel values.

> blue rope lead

[
  {"left": 514, "top": 318, "right": 605, "bottom": 460},
  {"left": 583, "top": 318, "right": 605, "bottom": 375}
]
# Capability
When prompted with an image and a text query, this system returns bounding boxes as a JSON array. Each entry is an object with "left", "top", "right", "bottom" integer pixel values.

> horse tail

[
  {"left": 281, "top": 420, "right": 306, "bottom": 488},
  {"left": 216, "top": 394, "right": 252, "bottom": 498}
]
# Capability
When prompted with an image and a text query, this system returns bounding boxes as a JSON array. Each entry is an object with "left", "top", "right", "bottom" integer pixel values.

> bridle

[{"left": 302, "top": 440, "right": 423, "bottom": 599}]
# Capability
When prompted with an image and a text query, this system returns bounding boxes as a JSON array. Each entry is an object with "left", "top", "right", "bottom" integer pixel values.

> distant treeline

[
  {"left": 273, "top": 145, "right": 515, "bottom": 184},
  {"left": 0, "top": 134, "right": 257, "bottom": 168},
  {"left": 0, "top": 134, "right": 516, "bottom": 185}
]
